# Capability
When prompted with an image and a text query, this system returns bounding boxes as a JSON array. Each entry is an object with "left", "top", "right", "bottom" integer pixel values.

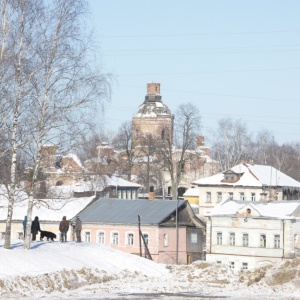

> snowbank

[{"left": 0, "top": 241, "right": 300, "bottom": 299}]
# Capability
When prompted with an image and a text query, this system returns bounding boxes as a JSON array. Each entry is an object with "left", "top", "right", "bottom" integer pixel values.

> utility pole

[{"left": 176, "top": 199, "right": 179, "bottom": 264}]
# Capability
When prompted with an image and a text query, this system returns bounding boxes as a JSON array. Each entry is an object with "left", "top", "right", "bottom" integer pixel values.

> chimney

[
  {"left": 148, "top": 192, "right": 155, "bottom": 200},
  {"left": 147, "top": 83, "right": 160, "bottom": 95},
  {"left": 196, "top": 135, "right": 205, "bottom": 147},
  {"left": 148, "top": 186, "right": 155, "bottom": 200}
]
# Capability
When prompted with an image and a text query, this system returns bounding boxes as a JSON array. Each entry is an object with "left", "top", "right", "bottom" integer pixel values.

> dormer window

[{"left": 222, "top": 170, "right": 243, "bottom": 183}]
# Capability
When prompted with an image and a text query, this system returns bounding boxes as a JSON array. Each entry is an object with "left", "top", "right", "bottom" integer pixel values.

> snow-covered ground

[{"left": 0, "top": 240, "right": 300, "bottom": 300}]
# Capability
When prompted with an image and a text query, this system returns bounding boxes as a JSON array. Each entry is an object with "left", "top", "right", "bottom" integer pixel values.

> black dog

[{"left": 40, "top": 230, "right": 57, "bottom": 241}]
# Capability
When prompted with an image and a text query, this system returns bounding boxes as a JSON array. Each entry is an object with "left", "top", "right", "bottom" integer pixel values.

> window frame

[
  {"left": 84, "top": 231, "right": 91, "bottom": 243},
  {"left": 190, "top": 232, "right": 198, "bottom": 244},
  {"left": 206, "top": 192, "right": 212, "bottom": 203},
  {"left": 98, "top": 231, "right": 105, "bottom": 244},
  {"left": 242, "top": 233, "right": 249, "bottom": 247},
  {"left": 111, "top": 231, "right": 119, "bottom": 245},
  {"left": 127, "top": 232, "right": 134, "bottom": 246},
  {"left": 142, "top": 233, "right": 149, "bottom": 246},
  {"left": 229, "top": 232, "right": 235, "bottom": 246},
  {"left": 217, "top": 232, "right": 222, "bottom": 245},
  {"left": 274, "top": 234, "right": 280, "bottom": 248},
  {"left": 260, "top": 234, "right": 266, "bottom": 248},
  {"left": 163, "top": 233, "right": 168, "bottom": 247}
]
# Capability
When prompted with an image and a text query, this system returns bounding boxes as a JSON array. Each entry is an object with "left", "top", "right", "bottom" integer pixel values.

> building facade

[
  {"left": 70, "top": 198, "right": 206, "bottom": 264},
  {"left": 192, "top": 162, "right": 300, "bottom": 215},
  {"left": 205, "top": 199, "right": 300, "bottom": 270}
]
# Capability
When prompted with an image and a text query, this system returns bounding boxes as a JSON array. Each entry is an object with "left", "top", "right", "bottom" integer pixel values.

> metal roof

[{"left": 72, "top": 198, "right": 186, "bottom": 225}]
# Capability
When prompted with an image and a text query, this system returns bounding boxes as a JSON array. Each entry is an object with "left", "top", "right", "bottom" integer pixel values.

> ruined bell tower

[{"left": 132, "top": 83, "right": 174, "bottom": 148}]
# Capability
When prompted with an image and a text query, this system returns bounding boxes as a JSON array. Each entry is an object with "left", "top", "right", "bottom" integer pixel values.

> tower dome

[
  {"left": 134, "top": 83, "right": 172, "bottom": 118},
  {"left": 132, "top": 83, "right": 173, "bottom": 147}
]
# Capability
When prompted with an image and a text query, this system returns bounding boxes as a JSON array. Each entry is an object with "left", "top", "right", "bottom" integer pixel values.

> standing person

[
  {"left": 74, "top": 215, "right": 82, "bottom": 242},
  {"left": 22, "top": 216, "right": 27, "bottom": 239},
  {"left": 31, "top": 216, "right": 41, "bottom": 241},
  {"left": 59, "top": 216, "right": 69, "bottom": 242}
]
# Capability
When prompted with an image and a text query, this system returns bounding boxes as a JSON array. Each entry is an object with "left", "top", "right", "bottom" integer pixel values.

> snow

[
  {"left": 0, "top": 240, "right": 300, "bottom": 299},
  {"left": 207, "top": 199, "right": 300, "bottom": 219},
  {"left": 193, "top": 163, "right": 300, "bottom": 188}
]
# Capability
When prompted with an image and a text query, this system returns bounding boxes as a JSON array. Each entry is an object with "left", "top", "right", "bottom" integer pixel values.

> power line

[
  {"left": 102, "top": 48, "right": 300, "bottom": 57},
  {"left": 102, "top": 30, "right": 300, "bottom": 38},
  {"left": 118, "top": 84, "right": 300, "bottom": 103},
  {"left": 115, "top": 67, "right": 300, "bottom": 77}
]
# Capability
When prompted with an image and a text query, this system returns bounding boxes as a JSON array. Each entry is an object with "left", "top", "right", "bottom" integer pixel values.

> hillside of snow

[{"left": 0, "top": 241, "right": 300, "bottom": 299}]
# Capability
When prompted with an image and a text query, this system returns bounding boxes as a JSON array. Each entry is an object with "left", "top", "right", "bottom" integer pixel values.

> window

[
  {"left": 142, "top": 233, "right": 149, "bottom": 246},
  {"left": 260, "top": 234, "right": 266, "bottom": 248},
  {"left": 217, "top": 192, "right": 222, "bottom": 202},
  {"left": 190, "top": 232, "right": 198, "bottom": 244},
  {"left": 229, "top": 261, "right": 235, "bottom": 269},
  {"left": 98, "top": 232, "right": 105, "bottom": 244},
  {"left": 217, "top": 232, "right": 222, "bottom": 245},
  {"left": 127, "top": 233, "right": 134, "bottom": 246},
  {"left": 229, "top": 192, "right": 233, "bottom": 199},
  {"left": 217, "top": 261, "right": 222, "bottom": 264},
  {"left": 240, "top": 192, "right": 245, "bottom": 200},
  {"left": 243, "top": 234, "right": 249, "bottom": 247},
  {"left": 161, "top": 129, "right": 165, "bottom": 140},
  {"left": 206, "top": 192, "right": 211, "bottom": 203},
  {"left": 274, "top": 235, "right": 280, "bottom": 248},
  {"left": 251, "top": 193, "right": 256, "bottom": 201},
  {"left": 163, "top": 233, "right": 168, "bottom": 247},
  {"left": 1, "top": 232, "right": 5, "bottom": 239},
  {"left": 17, "top": 232, "right": 23, "bottom": 240},
  {"left": 229, "top": 233, "right": 235, "bottom": 246},
  {"left": 242, "top": 262, "right": 248, "bottom": 270},
  {"left": 85, "top": 231, "right": 91, "bottom": 243},
  {"left": 112, "top": 232, "right": 119, "bottom": 245}
]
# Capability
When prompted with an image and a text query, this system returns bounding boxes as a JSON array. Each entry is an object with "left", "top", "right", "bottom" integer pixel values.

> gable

[{"left": 236, "top": 204, "right": 261, "bottom": 217}]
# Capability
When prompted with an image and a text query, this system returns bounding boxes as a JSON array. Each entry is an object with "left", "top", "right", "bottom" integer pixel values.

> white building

[
  {"left": 192, "top": 162, "right": 300, "bottom": 215},
  {"left": 205, "top": 199, "right": 300, "bottom": 270}
]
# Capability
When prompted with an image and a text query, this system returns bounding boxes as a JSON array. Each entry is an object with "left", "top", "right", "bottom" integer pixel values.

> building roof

[
  {"left": 206, "top": 198, "right": 300, "bottom": 219},
  {"left": 72, "top": 198, "right": 187, "bottom": 225},
  {"left": 47, "top": 175, "right": 142, "bottom": 198},
  {"left": 192, "top": 162, "right": 300, "bottom": 188},
  {"left": 183, "top": 187, "right": 199, "bottom": 197},
  {"left": 0, "top": 192, "right": 94, "bottom": 222}
]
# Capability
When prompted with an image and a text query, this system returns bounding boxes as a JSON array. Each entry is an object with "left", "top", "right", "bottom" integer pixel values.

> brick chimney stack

[
  {"left": 147, "top": 83, "right": 160, "bottom": 95},
  {"left": 196, "top": 135, "right": 205, "bottom": 147}
]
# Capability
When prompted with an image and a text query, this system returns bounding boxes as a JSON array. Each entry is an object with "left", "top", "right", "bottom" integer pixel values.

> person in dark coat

[
  {"left": 31, "top": 216, "right": 41, "bottom": 241},
  {"left": 74, "top": 215, "right": 82, "bottom": 242},
  {"left": 59, "top": 216, "right": 69, "bottom": 242}
]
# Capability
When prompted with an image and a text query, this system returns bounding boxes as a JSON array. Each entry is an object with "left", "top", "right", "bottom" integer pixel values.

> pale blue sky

[{"left": 88, "top": 0, "right": 300, "bottom": 145}]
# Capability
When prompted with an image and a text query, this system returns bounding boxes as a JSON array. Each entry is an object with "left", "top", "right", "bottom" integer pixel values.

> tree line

[{"left": 0, "top": 0, "right": 110, "bottom": 250}]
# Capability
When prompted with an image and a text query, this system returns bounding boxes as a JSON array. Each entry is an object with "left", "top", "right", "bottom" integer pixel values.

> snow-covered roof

[
  {"left": 183, "top": 187, "right": 199, "bottom": 197},
  {"left": 47, "top": 175, "right": 142, "bottom": 198},
  {"left": 207, "top": 199, "right": 300, "bottom": 219},
  {"left": 193, "top": 163, "right": 300, "bottom": 188},
  {"left": 0, "top": 196, "right": 94, "bottom": 222}
]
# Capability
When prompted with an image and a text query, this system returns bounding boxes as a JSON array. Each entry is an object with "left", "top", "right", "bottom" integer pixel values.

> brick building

[{"left": 132, "top": 83, "right": 174, "bottom": 148}]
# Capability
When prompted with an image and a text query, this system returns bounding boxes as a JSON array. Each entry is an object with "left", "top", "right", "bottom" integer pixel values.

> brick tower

[{"left": 132, "top": 83, "right": 174, "bottom": 147}]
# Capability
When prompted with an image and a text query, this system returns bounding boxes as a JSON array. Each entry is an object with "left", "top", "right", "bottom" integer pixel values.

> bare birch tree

[
  {"left": 22, "top": 0, "right": 110, "bottom": 250},
  {"left": 0, "top": 0, "right": 110, "bottom": 249},
  {"left": 156, "top": 103, "right": 201, "bottom": 200},
  {"left": 209, "top": 118, "right": 251, "bottom": 171}
]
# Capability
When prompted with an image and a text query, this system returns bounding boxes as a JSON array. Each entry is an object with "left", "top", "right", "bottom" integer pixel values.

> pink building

[{"left": 70, "top": 199, "right": 206, "bottom": 264}]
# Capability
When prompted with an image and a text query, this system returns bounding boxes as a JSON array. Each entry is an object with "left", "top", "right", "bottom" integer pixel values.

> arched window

[{"left": 161, "top": 129, "right": 165, "bottom": 140}]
